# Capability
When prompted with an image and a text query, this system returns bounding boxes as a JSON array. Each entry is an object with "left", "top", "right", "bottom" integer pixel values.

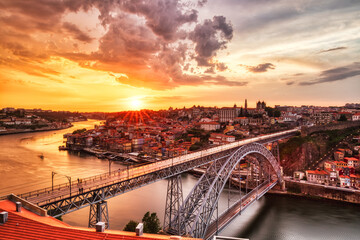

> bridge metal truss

[
  {"left": 163, "top": 175, "right": 183, "bottom": 233},
  {"left": 36, "top": 132, "right": 295, "bottom": 217},
  {"left": 170, "top": 143, "right": 281, "bottom": 239},
  {"left": 41, "top": 149, "right": 235, "bottom": 217},
  {"left": 88, "top": 200, "right": 109, "bottom": 229}
]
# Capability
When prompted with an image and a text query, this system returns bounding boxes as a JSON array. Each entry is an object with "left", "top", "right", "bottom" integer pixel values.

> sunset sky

[{"left": 0, "top": 0, "right": 359, "bottom": 111}]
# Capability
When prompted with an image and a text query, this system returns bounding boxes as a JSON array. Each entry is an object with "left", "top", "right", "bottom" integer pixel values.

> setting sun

[{"left": 129, "top": 98, "right": 143, "bottom": 110}]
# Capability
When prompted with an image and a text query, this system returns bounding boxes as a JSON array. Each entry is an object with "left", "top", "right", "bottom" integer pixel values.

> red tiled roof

[
  {"left": 200, "top": 122, "right": 219, "bottom": 125},
  {"left": 349, "top": 174, "right": 360, "bottom": 178},
  {"left": 0, "top": 200, "right": 197, "bottom": 240},
  {"left": 306, "top": 170, "right": 329, "bottom": 175},
  {"left": 339, "top": 175, "right": 350, "bottom": 178}
]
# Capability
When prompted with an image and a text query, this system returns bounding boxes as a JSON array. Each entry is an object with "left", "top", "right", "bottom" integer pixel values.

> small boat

[
  {"left": 58, "top": 145, "right": 67, "bottom": 150},
  {"left": 38, "top": 153, "right": 44, "bottom": 159}
]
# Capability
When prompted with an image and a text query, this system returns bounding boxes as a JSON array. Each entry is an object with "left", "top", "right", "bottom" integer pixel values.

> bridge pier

[
  {"left": 88, "top": 200, "right": 109, "bottom": 229},
  {"left": 163, "top": 174, "right": 183, "bottom": 233},
  {"left": 271, "top": 141, "right": 280, "bottom": 163}
]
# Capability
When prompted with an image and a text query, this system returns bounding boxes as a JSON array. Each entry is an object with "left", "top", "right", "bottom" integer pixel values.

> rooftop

[
  {"left": 0, "top": 199, "right": 197, "bottom": 240},
  {"left": 306, "top": 169, "right": 329, "bottom": 175}
]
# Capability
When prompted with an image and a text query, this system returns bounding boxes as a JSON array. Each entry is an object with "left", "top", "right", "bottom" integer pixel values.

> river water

[{"left": 1, "top": 120, "right": 359, "bottom": 240}]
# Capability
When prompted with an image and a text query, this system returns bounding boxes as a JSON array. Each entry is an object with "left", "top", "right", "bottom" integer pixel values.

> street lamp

[
  {"left": 52, "top": 171, "right": 57, "bottom": 191},
  {"left": 108, "top": 159, "right": 112, "bottom": 175},
  {"left": 65, "top": 175, "right": 72, "bottom": 198},
  {"left": 52, "top": 171, "right": 73, "bottom": 197}
]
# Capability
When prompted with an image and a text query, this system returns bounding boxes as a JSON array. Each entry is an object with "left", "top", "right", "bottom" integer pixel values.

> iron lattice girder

[
  {"left": 36, "top": 131, "right": 296, "bottom": 217},
  {"left": 164, "top": 175, "right": 183, "bottom": 232},
  {"left": 88, "top": 201, "right": 109, "bottom": 229},
  {"left": 173, "top": 143, "right": 281, "bottom": 238},
  {"left": 42, "top": 149, "right": 235, "bottom": 217}
]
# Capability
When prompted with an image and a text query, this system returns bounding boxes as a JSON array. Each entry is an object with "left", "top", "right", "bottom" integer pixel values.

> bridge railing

[
  {"left": 19, "top": 160, "right": 149, "bottom": 199},
  {"left": 19, "top": 129, "right": 298, "bottom": 201},
  {"left": 19, "top": 143, "right": 223, "bottom": 199}
]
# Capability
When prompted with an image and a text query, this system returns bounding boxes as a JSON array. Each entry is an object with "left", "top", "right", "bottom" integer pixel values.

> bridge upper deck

[{"left": 19, "top": 128, "right": 298, "bottom": 206}]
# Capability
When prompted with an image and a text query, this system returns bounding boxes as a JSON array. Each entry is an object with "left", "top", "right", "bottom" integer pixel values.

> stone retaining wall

[{"left": 285, "top": 180, "right": 360, "bottom": 204}]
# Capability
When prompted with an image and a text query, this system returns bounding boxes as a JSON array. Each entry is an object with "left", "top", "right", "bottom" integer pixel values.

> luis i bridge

[{"left": 10, "top": 128, "right": 298, "bottom": 239}]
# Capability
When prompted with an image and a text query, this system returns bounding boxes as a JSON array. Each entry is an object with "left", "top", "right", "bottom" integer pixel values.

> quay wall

[
  {"left": 301, "top": 121, "right": 360, "bottom": 136},
  {"left": 285, "top": 180, "right": 360, "bottom": 204}
]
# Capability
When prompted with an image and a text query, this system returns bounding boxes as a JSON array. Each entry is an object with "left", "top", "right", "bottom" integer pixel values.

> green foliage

[
  {"left": 189, "top": 141, "right": 203, "bottom": 151},
  {"left": 274, "top": 110, "right": 281, "bottom": 117},
  {"left": 338, "top": 114, "right": 347, "bottom": 121},
  {"left": 265, "top": 107, "right": 274, "bottom": 117},
  {"left": 142, "top": 212, "right": 161, "bottom": 234},
  {"left": 280, "top": 135, "right": 313, "bottom": 159},
  {"left": 72, "top": 128, "right": 87, "bottom": 134},
  {"left": 36, "top": 112, "right": 86, "bottom": 122},
  {"left": 238, "top": 107, "right": 244, "bottom": 117},
  {"left": 123, "top": 220, "right": 139, "bottom": 232},
  {"left": 233, "top": 134, "right": 244, "bottom": 140},
  {"left": 324, "top": 127, "right": 358, "bottom": 150},
  {"left": 280, "top": 127, "right": 359, "bottom": 161},
  {"left": 252, "top": 113, "right": 263, "bottom": 119},
  {"left": 176, "top": 128, "right": 209, "bottom": 143}
]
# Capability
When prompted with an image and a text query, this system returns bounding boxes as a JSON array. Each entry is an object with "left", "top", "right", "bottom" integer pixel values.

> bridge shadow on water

[
  {"left": 235, "top": 195, "right": 277, "bottom": 240},
  {"left": 233, "top": 193, "right": 360, "bottom": 240}
]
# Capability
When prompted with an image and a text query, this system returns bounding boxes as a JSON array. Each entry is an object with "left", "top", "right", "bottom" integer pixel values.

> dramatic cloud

[
  {"left": 244, "top": 63, "right": 276, "bottom": 73},
  {"left": 318, "top": 47, "right": 347, "bottom": 54},
  {"left": 0, "top": 0, "right": 239, "bottom": 90},
  {"left": 204, "top": 67, "right": 215, "bottom": 74},
  {"left": 62, "top": 22, "right": 93, "bottom": 43},
  {"left": 201, "top": 75, "right": 247, "bottom": 86},
  {"left": 216, "top": 62, "right": 228, "bottom": 71},
  {"left": 198, "top": 0, "right": 208, "bottom": 7},
  {"left": 300, "top": 62, "right": 360, "bottom": 86},
  {"left": 1, "top": 0, "right": 359, "bottom": 110},
  {"left": 286, "top": 81, "right": 295, "bottom": 85},
  {"left": 120, "top": 0, "right": 198, "bottom": 41},
  {"left": 190, "top": 16, "right": 233, "bottom": 66}
]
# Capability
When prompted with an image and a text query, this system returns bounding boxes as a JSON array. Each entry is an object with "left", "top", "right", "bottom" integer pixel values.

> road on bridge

[{"left": 19, "top": 129, "right": 297, "bottom": 207}]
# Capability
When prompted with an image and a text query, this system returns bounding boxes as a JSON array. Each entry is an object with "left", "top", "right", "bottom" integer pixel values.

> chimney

[
  {"left": 16, "top": 202, "right": 22, "bottom": 212},
  {"left": 136, "top": 223, "right": 143, "bottom": 236},
  {"left": 0, "top": 211, "right": 8, "bottom": 224},
  {"left": 95, "top": 222, "right": 105, "bottom": 232}
]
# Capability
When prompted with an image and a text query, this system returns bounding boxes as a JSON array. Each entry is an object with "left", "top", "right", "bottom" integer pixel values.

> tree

[
  {"left": 338, "top": 114, "right": 347, "bottom": 121},
  {"left": 189, "top": 142, "right": 203, "bottom": 151},
  {"left": 274, "top": 110, "right": 281, "bottom": 117},
  {"left": 265, "top": 107, "right": 274, "bottom": 117},
  {"left": 72, "top": 128, "right": 87, "bottom": 134},
  {"left": 238, "top": 107, "right": 244, "bottom": 117},
  {"left": 142, "top": 212, "right": 161, "bottom": 234},
  {"left": 123, "top": 220, "right": 139, "bottom": 232}
]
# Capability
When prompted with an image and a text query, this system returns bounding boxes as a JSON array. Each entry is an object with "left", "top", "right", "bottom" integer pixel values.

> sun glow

[{"left": 129, "top": 98, "right": 143, "bottom": 110}]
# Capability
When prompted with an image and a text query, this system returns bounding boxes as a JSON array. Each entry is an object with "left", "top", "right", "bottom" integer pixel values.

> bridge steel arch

[{"left": 173, "top": 143, "right": 282, "bottom": 238}]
